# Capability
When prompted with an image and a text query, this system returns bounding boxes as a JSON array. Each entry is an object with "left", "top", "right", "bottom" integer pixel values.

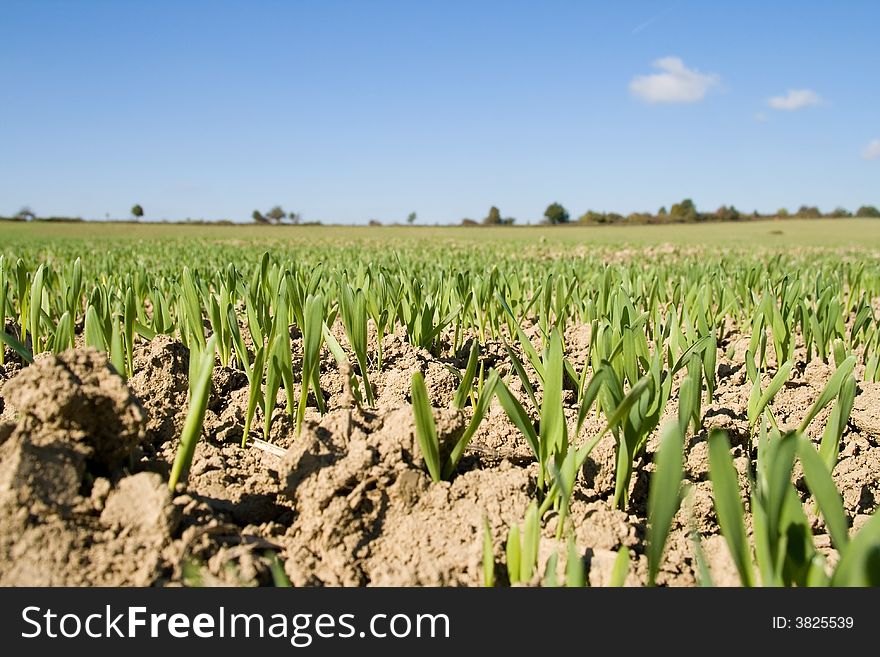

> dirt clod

[{"left": 3, "top": 348, "right": 145, "bottom": 467}]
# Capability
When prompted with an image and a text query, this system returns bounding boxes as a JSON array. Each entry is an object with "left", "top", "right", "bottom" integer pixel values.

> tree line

[
  {"left": 467, "top": 200, "right": 880, "bottom": 226},
  {"left": 3, "top": 200, "right": 879, "bottom": 225}
]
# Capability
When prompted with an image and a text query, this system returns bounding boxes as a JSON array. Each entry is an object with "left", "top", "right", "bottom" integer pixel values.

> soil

[{"left": 0, "top": 321, "right": 878, "bottom": 587}]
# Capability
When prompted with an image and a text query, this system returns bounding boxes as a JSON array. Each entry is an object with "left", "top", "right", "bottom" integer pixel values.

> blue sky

[{"left": 1, "top": 0, "right": 878, "bottom": 223}]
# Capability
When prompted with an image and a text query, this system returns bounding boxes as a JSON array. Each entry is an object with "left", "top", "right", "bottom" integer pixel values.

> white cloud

[
  {"left": 629, "top": 57, "right": 719, "bottom": 104},
  {"left": 767, "top": 89, "right": 822, "bottom": 110},
  {"left": 864, "top": 139, "right": 880, "bottom": 161}
]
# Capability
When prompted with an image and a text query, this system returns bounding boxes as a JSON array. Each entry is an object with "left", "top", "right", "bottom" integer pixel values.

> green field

[
  {"left": 2, "top": 215, "right": 880, "bottom": 588},
  {"left": 3, "top": 218, "right": 880, "bottom": 250}
]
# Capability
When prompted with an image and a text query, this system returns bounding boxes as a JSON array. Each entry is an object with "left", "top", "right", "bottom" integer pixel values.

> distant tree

[
  {"left": 368, "top": 219, "right": 382, "bottom": 226},
  {"left": 252, "top": 210, "right": 269, "bottom": 224},
  {"left": 777, "top": 208, "right": 789, "bottom": 218},
  {"left": 484, "top": 206, "right": 502, "bottom": 225},
  {"left": 626, "top": 212, "right": 652, "bottom": 224},
  {"left": 715, "top": 205, "right": 741, "bottom": 222},
  {"left": 15, "top": 206, "right": 36, "bottom": 221},
  {"left": 578, "top": 210, "right": 603, "bottom": 224},
  {"left": 288, "top": 212, "right": 301, "bottom": 225},
  {"left": 407, "top": 211, "right": 417, "bottom": 224},
  {"left": 795, "top": 205, "right": 822, "bottom": 218},
  {"left": 266, "top": 206, "right": 286, "bottom": 223},
  {"left": 461, "top": 218, "right": 479, "bottom": 226},
  {"left": 669, "top": 198, "right": 698, "bottom": 222},
  {"left": 131, "top": 204, "right": 144, "bottom": 220},
  {"left": 501, "top": 216, "right": 516, "bottom": 225},
  {"left": 827, "top": 207, "right": 851, "bottom": 218},
  {"left": 544, "top": 202, "right": 570, "bottom": 224},
  {"left": 657, "top": 206, "right": 668, "bottom": 218},
  {"left": 579, "top": 210, "right": 626, "bottom": 224},
  {"left": 856, "top": 205, "right": 880, "bottom": 218}
]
